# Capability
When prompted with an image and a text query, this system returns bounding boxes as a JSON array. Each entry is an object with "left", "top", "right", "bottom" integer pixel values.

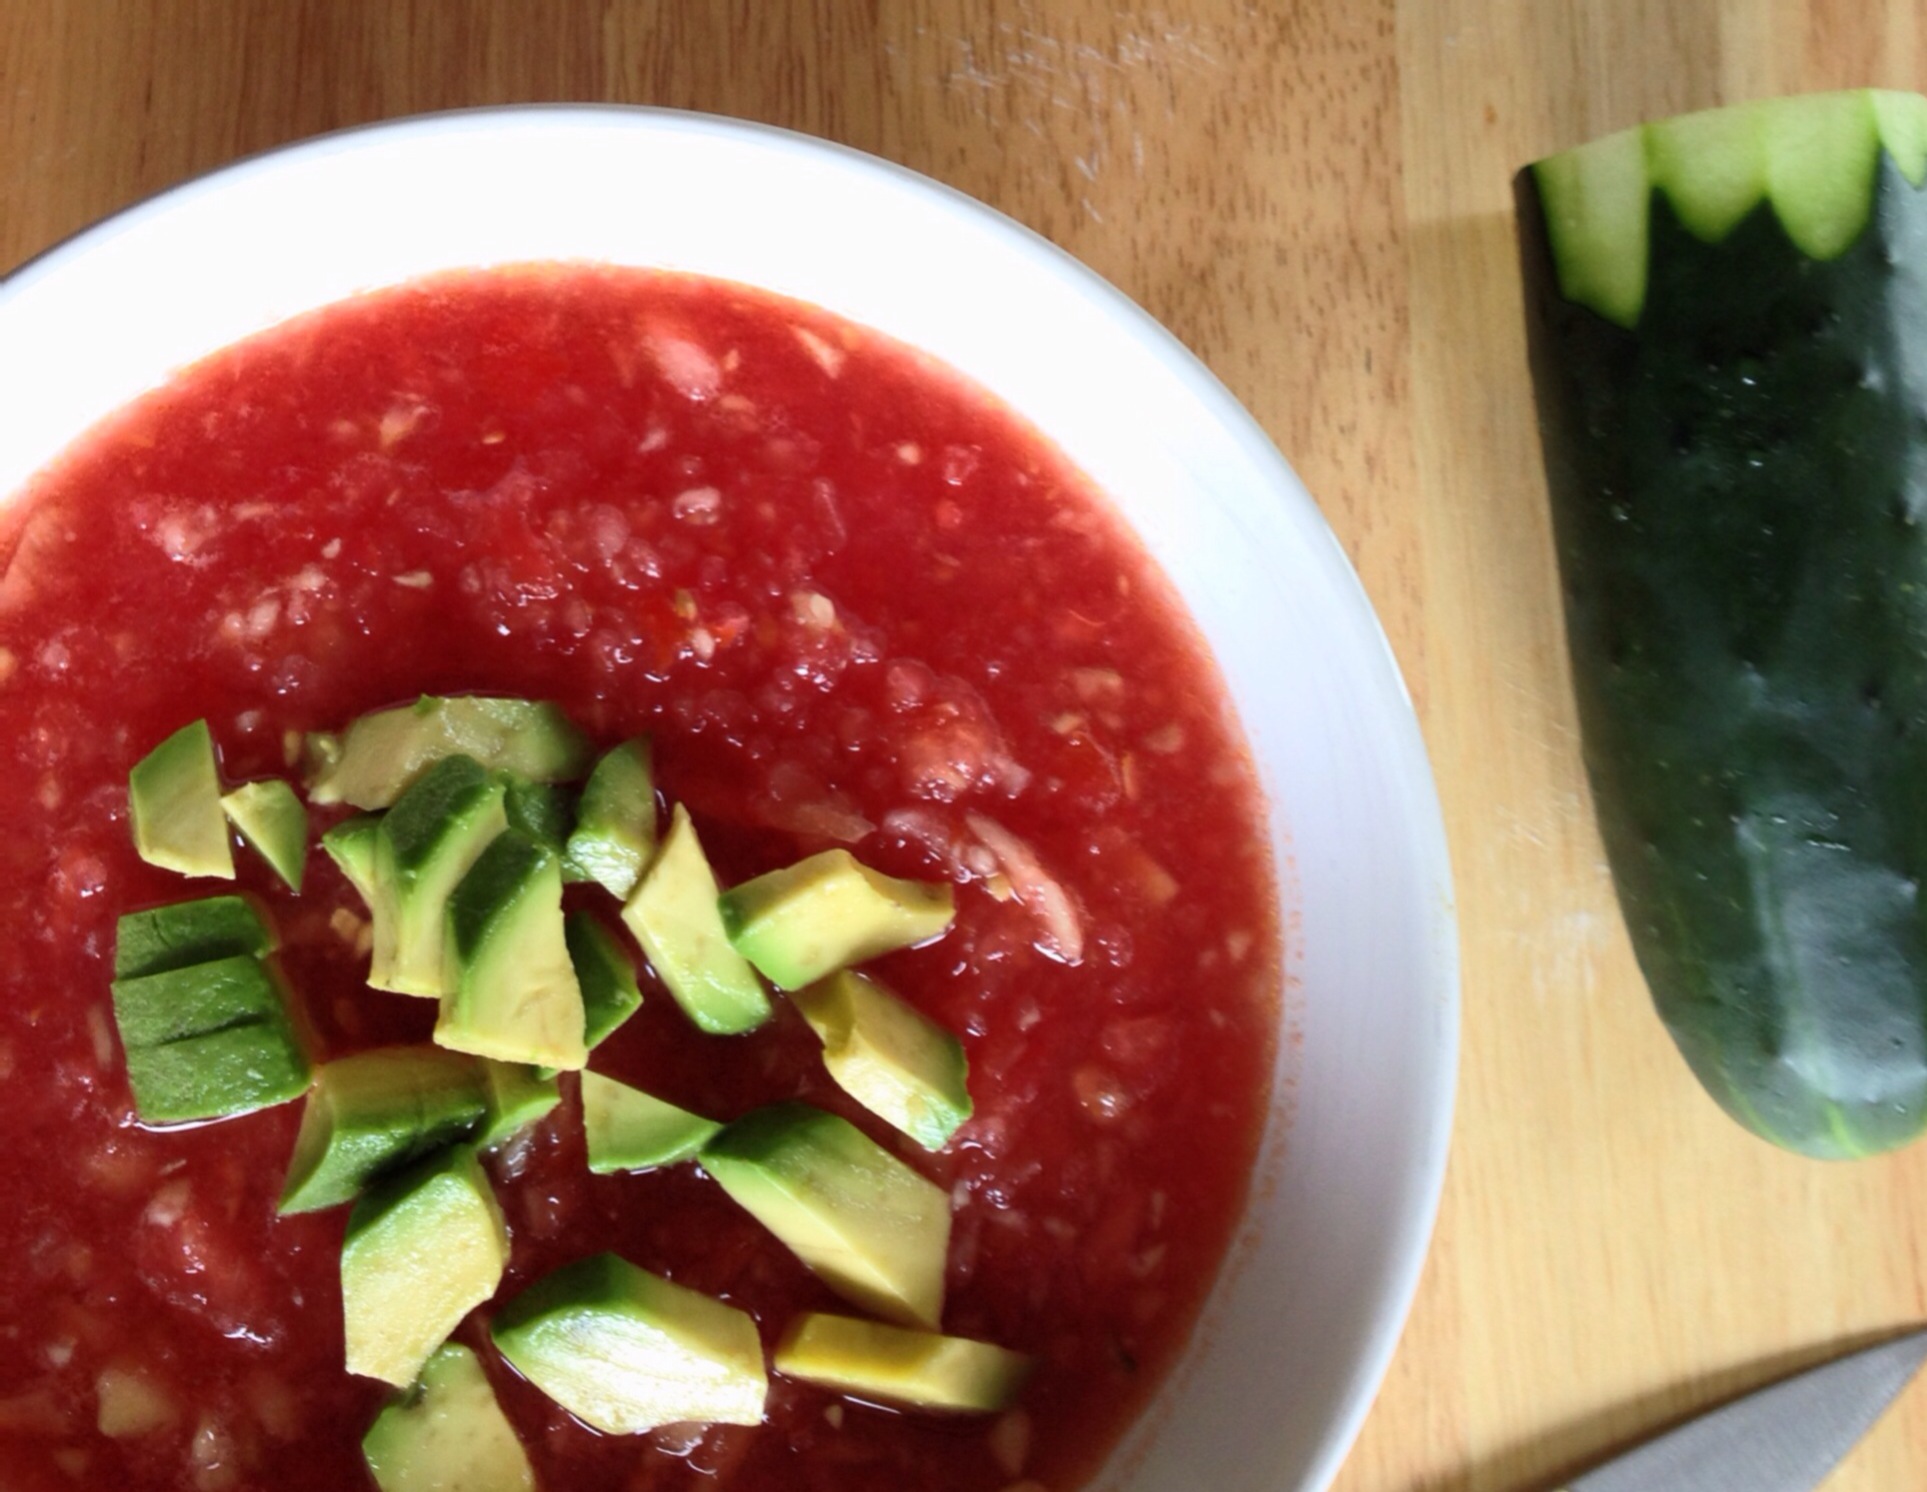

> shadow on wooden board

[{"left": 1398, "top": 1328, "right": 1914, "bottom": 1492}]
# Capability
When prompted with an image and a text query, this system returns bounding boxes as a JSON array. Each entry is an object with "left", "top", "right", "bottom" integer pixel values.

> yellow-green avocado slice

[
  {"left": 791, "top": 969, "right": 972, "bottom": 1150},
  {"left": 436, "top": 829, "right": 588, "bottom": 1071},
  {"left": 700, "top": 1102, "right": 951, "bottom": 1329},
  {"left": 620, "top": 804, "right": 770, "bottom": 1035},
  {"left": 718, "top": 849, "right": 953, "bottom": 990},
  {"left": 342, "top": 1146, "right": 508, "bottom": 1388},
  {"left": 362, "top": 1342, "right": 533, "bottom": 1492},
  {"left": 565, "top": 736, "right": 658, "bottom": 897},
  {"left": 306, "top": 695, "right": 591, "bottom": 810},
  {"left": 490, "top": 1253, "right": 767, "bottom": 1434},
  {"left": 129, "top": 719, "right": 233, "bottom": 879},
  {"left": 278, "top": 1046, "right": 487, "bottom": 1215},
  {"left": 369, "top": 754, "right": 508, "bottom": 997},
  {"left": 220, "top": 778, "right": 308, "bottom": 891},
  {"left": 774, "top": 1313, "right": 1031, "bottom": 1413},
  {"left": 580, "top": 1070, "right": 719, "bottom": 1174}
]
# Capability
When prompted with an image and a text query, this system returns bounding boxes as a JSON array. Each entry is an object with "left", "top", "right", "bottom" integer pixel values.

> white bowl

[{"left": 0, "top": 108, "right": 1456, "bottom": 1491}]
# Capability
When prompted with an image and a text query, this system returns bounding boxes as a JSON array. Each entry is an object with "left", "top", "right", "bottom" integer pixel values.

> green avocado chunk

[
  {"left": 307, "top": 696, "right": 592, "bottom": 810},
  {"left": 110, "top": 954, "right": 309, "bottom": 1123},
  {"left": 564, "top": 737, "right": 657, "bottom": 897},
  {"left": 701, "top": 1102, "right": 951, "bottom": 1329},
  {"left": 791, "top": 970, "right": 972, "bottom": 1151},
  {"left": 718, "top": 849, "right": 954, "bottom": 990},
  {"left": 502, "top": 776, "right": 576, "bottom": 857},
  {"left": 370, "top": 755, "right": 508, "bottom": 996},
  {"left": 111, "top": 954, "right": 282, "bottom": 1049},
  {"left": 362, "top": 1343, "right": 534, "bottom": 1492},
  {"left": 437, "top": 830, "right": 588, "bottom": 1071},
  {"left": 475, "top": 1059, "right": 562, "bottom": 1148},
  {"left": 566, "top": 912, "right": 645, "bottom": 1053},
  {"left": 322, "top": 813, "right": 382, "bottom": 903},
  {"left": 490, "top": 1253, "right": 767, "bottom": 1434},
  {"left": 114, "top": 895, "right": 277, "bottom": 979},
  {"left": 220, "top": 778, "right": 308, "bottom": 891},
  {"left": 621, "top": 804, "right": 770, "bottom": 1035},
  {"left": 278, "top": 1046, "right": 487, "bottom": 1215},
  {"left": 122, "top": 1023, "right": 312, "bottom": 1126},
  {"left": 773, "top": 1313, "right": 1032, "bottom": 1414},
  {"left": 129, "top": 719, "right": 234, "bottom": 879},
  {"left": 342, "top": 1147, "right": 509, "bottom": 1388},
  {"left": 580, "top": 1071, "right": 719, "bottom": 1174}
]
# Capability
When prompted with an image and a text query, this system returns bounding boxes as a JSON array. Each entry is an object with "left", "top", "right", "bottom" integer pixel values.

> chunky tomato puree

[{"left": 0, "top": 266, "right": 1278, "bottom": 1491}]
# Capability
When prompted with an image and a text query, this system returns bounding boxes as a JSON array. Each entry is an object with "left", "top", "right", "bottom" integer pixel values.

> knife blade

[{"left": 1563, "top": 1328, "right": 1927, "bottom": 1492}]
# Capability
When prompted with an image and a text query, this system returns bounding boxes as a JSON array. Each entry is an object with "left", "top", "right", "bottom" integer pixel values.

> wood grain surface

[{"left": 7, "top": 2, "right": 1927, "bottom": 1489}]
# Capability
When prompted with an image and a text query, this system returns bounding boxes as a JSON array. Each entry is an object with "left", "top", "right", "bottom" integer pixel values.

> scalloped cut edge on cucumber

[{"left": 1529, "top": 89, "right": 1927, "bottom": 328}]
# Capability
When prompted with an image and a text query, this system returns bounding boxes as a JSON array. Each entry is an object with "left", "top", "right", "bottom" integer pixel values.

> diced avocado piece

[
  {"left": 129, "top": 720, "right": 233, "bottom": 879},
  {"left": 476, "top": 1060, "right": 561, "bottom": 1147},
  {"left": 701, "top": 1102, "right": 951, "bottom": 1329},
  {"left": 123, "top": 1022, "right": 312, "bottom": 1125},
  {"left": 279, "top": 1046, "right": 487, "bottom": 1215},
  {"left": 502, "top": 776, "right": 576, "bottom": 857},
  {"left": 114, "top": 895, "right": 276, "bottom": 979},
  {"left": 343, "top": 1147, "right": 509, "bottom": 1387},
  {"left": 219, "top": 779, "right": 308, "bottom": 891},
  {"left": 304, "top": 729, "right": 344, "bottom": 783},
  {"left": 370, "top": 756, "right": 508, "bottom": 996},
  {"left": 773, "top": 1313, "right": 1032, "bottom": 1414},
  {"left": 111, "top": 953, "right": 289, "bottom": 1051},
  {"left": 581, "top": 1071, "right": 719, "bottom": 1174},
  {"left": 322, "top": 813, "right": 382, "bottom": 903},
  {"left": 791, "top": 970, "right": 971, "bottom": 1151},
  {"left": 566, "top": 912, "right": 644, "bottom": 1053},
  {"left": 490, "top": 1253, "right": 766, "bottom": 1434},
  {"left": 621, "top": 805, "right": 770, "bottom": 1036},
  {"left": 362, "top": 1342, "right": 534, "bottom": 1492},
  {"left": 718, "top": 850, "right": 954, "bottom": 990},
  {"left": 437, "top": 831, "right": 588, "bottom": 1071},
  {"left": 307, "top": 696, "right": 592, "bottom": 810},
  {"left": 564, "top": 738, "right": 657, "bottom": 897},
  {"left": 110, "top": 955, "right": 309, "bottom": 1123}
]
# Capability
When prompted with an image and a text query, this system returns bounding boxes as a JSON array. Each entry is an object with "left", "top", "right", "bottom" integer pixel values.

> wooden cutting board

[{"left": 6, "top": 2, "right": 1927, "bottom": 1488}]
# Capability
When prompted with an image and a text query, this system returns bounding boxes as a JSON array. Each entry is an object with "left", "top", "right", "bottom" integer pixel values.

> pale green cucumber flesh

[{"left": 1530, "top": 89, "right": 1927, "bottom": 326}]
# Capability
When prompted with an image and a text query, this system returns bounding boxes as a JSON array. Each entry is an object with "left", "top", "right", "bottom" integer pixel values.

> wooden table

[{"left": 7, "top": 3, "right": 1927, "bottom": 1489}]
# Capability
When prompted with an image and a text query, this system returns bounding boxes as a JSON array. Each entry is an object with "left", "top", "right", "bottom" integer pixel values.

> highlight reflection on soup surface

[{"left": 0, "top": 266, "right": 1278, "bottom": 1492}]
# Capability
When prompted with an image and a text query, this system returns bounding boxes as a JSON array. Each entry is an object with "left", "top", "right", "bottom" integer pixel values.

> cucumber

[{"left": 1517, "top": 89, "right": 1927, "bottom": 1157}]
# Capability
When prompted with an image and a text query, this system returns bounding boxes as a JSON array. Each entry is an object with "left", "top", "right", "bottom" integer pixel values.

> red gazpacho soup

[{"left": 0, "top": 266, "right": 1278, "bottom": 1491}]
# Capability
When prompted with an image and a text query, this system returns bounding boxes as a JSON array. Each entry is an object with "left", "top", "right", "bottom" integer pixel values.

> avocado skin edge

[{"left": 1518, "top": 148, "right": 1927, "bottom": 1158}]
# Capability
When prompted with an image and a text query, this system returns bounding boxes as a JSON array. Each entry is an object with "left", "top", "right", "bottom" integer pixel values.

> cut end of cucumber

[
  {"left": 1761, "top": 91, "right": 1882, "bottom": 260},
  {"left": 1532, "top": 127, "right": 1651, "bottom": 330},
  {"left": 1872, "top": 90, "right": 1927, "bottom": 187},
  {"left": 1528, "top": 89, "right": 1927, "bottom": 326}
]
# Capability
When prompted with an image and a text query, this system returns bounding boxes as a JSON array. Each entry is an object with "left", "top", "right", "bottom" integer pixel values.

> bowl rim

[{"left": 0, "top": 104, "right": 1459, "bottom": 1492}]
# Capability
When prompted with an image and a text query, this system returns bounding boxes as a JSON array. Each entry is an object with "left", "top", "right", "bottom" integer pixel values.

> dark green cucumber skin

[{"left": 1519, "top": 153, "right": 1927, "bottom": 1157}]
